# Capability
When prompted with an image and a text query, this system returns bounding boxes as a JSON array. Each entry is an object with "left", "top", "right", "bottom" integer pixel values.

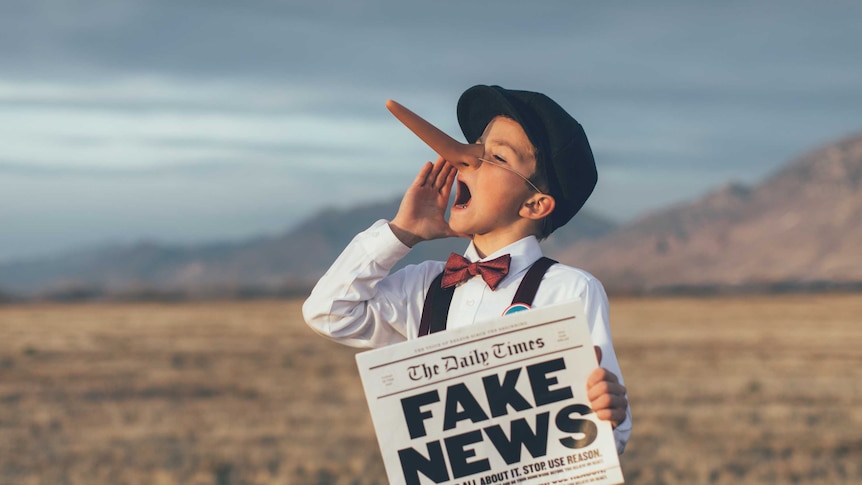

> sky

[{"left": 1, "top": 0, "right": 861, "bottom": 262}]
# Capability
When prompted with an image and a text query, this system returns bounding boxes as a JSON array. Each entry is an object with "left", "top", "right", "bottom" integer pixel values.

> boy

[{"left": 302, "top": 85, "right": 631, "bottom": 453}]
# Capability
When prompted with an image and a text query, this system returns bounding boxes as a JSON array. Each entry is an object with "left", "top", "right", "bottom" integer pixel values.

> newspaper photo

[{"left": 355, "top": 301, "right": 624, "bottom": 485}]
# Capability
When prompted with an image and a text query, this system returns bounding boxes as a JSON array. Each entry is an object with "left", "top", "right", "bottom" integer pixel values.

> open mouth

[{"left": 454, "top": 180, "right": 471, "bottom": 209}]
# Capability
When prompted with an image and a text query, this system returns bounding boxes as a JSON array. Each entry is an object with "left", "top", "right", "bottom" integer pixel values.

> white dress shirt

[{"left": 302, "top": 219, "right": 631, "bottom": 452}]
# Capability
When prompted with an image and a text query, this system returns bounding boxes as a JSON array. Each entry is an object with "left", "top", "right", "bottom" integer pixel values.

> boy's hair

[{"left": 456, "top": 85, "right": 598, "bottom": 236}]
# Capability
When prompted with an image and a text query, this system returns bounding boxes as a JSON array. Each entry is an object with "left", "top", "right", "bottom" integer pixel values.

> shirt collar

[{"left": 463, "top": 236, "right": 543, "bottom": 278}]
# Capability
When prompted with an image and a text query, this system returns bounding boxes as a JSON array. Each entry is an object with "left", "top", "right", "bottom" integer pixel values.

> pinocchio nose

[{"left": 386, "top": 99, "right": 483, "bottom": 170}]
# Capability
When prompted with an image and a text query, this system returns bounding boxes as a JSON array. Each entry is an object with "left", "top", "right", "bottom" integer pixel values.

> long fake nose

[{"left": 386, "top": 100, "right": 483, "bottom": 171}]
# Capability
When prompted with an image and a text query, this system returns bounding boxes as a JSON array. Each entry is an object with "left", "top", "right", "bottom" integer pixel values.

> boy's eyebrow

[{"left": 484, "top": 139, "right": 528, "bottom": 159}]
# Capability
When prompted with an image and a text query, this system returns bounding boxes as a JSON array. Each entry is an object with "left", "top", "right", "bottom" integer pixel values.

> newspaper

[{"left": 355, "top": 301, "right": 624, "bottom": 485}]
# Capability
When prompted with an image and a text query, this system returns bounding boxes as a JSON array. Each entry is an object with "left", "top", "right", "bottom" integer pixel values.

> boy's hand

[
  {"left": 587, "top": 346, "right": 628, "bottom": 429},
  {"left": 390, "top": 157, "right": 460, "bottom": 247}
]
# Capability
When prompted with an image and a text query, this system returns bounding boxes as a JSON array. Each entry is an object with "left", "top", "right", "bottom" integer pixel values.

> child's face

[{"left": 449, "top": 116, "right": 539, "bottom": 239}]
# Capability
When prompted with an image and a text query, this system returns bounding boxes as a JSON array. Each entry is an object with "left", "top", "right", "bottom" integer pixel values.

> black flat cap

[{"left": 456, "top": 85, "right": 597, "bottom": 233}]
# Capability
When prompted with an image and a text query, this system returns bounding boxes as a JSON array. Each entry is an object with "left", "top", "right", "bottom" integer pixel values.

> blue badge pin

[{"left": 503, "top": 303, "right": 531, "bottom": 315}]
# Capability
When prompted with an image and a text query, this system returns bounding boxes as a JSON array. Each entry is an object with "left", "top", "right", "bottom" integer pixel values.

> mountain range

[
  {"left": 553, "top": 132, "right": 862, "bottom": 294},
  {"left": 1, "top": 131, "right": 860, "bottom": 300},
  {"left": 0, "top": 197, "right": 614, "bottom": 300}
]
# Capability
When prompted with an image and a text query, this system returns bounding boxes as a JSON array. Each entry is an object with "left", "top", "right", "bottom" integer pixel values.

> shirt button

[{"left": 466, "top": 299, "right": 475, "bottom": 306}]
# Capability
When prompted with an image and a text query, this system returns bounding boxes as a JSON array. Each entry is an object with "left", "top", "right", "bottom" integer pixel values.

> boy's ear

[{"left": 520, "top": 193, "right": 556, "bottom": 221}]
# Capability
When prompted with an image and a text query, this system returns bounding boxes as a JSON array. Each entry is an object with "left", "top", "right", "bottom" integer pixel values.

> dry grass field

[{"left": 1, "top": 295, "right": 860, "bottom": 485}]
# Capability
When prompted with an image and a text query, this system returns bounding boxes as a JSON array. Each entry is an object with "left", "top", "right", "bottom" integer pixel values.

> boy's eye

[{"left": 493, "top": 154, "right": 507, "bottom": 163}]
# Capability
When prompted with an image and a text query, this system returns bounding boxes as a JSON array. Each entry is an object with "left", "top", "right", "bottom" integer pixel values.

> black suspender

[
  {"left": 418, "top": 256, "right": 557, "bottom": 337},
  {"left": 511, "top": 256, "right": 557, "bottom": 306},
  {"left": 417, "top": 272, "right": 454, "bottom": 338}
]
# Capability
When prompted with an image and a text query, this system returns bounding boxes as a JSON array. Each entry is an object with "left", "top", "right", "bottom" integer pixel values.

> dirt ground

[{"left": 1, "top": 295, "right": 860, "bottom": 485}]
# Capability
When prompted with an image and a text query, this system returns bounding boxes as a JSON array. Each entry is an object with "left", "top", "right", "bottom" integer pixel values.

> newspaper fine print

[{"left": 355, "top": 301, "right": 624, "bottom": 485}]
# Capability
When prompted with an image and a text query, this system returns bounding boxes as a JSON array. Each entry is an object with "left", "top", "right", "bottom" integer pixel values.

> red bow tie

[{"left": 441, "top": 253, "right": 511, "bottom": 291}]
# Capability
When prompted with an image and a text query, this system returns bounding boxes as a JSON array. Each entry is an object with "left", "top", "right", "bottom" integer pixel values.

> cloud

[{"left": 1, "top": 0, "right": 861, "bottom": 260}]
